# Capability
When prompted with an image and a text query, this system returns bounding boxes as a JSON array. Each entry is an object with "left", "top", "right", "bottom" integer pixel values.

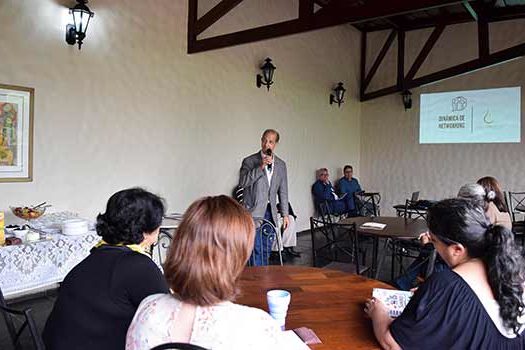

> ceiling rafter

[
  {"left": 404, "top": 24, "right": 445, "bottom": 81},
  {"left": 363, "top": 5, "right": 525, "bottom": 32},
  {"left": 187, "top": 0, "right": 463, "bottom": 54},
  {"left": 195, "top": 0, "right": 244, "bottom": 36},
  {"left": 361, "top": 30, "right": 397, "bottom": 93},
  {"left": 360, "top": 19, "right": 525, "bottom": 101}
]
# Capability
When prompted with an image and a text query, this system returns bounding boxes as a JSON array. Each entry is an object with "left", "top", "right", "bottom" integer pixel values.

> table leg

[
  {"left": 371, "top": 236, "right": 378, "bottom": 278},
  {"left": 374, "top": 238, "right": 391, "bottom": 280},
  {"left": 390, "top": 239, "right": 396, "bottom": 281}
]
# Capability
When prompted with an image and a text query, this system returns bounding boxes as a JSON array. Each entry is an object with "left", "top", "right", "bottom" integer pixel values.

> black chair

[
  {"left": 150, "top": 343, "right": 209, "bottom": 350},
  {"left": 401, "top": 199, "right": 428, "bottom": 220},
  {"left": 505, "top": 191, "right": 525, "bottom": 245},
  {"left": 310, "top": 215, "right": 368, "bottom": 275},
  {"left": 391, "top": 242, "right": 438, "bottom": 289},
  {"left": 150, "top": 228, "right": 174, "bottom": 266},
  {"left": 0, "top": 287, "right": 45, "bottom": 350},
  {"left": 354, "top": 191, "right": 381, "bottom": 217}
]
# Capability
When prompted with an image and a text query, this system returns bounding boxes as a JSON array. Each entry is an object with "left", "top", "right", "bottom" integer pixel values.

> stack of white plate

[{"left": 61, "top": 219, "right": 89, "bottom": 236}]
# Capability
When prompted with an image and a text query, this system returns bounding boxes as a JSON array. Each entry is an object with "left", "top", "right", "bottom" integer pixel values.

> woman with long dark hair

[{"left": 365, "top": 198, "right": 525, "bottom": 349}]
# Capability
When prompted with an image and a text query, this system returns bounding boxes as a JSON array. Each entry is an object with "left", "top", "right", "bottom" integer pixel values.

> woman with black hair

[
  {"left": 365, "top": 198, "right": 525, "bottom": 349},
  {"left": 43, "top": 188, "right": 169, "bottom": 350}
]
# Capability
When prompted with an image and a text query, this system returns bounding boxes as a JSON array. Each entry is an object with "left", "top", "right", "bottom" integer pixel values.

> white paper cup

[{"left": 267, "top": 289, "right": 291, "bottom": 330}]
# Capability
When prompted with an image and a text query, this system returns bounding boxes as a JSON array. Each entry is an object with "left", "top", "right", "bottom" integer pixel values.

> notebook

[
  {"left": 360, "top": 222, "right": 386, "bottom": 230},
  {"left": 372, "top": 288, "right": 413, "bottom": 318}
]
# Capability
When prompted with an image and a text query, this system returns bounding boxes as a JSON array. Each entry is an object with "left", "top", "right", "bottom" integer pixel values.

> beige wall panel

[{"left": 0, "top": 0, "right": 361, "bottom": 231}]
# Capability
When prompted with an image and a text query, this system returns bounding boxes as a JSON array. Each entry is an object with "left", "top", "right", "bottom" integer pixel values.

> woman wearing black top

[
  {"left": 365, "top": 198, "right": 525, "bottom": 349},
  {"left": 43, "top": 188, "right": 169, "bottom": 350}
]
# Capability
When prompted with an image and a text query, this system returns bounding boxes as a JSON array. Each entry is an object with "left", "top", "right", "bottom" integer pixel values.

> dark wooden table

[
  {"left": 237, "top": 266, "right": 393, "bottom": 350},
  {"left": 339, "top": 216, "right": 428, "bottom": 278}
]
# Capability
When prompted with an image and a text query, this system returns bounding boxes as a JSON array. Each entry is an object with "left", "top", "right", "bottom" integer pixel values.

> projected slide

[{"left": 420, "top": 87, "right": 521, "bottom": 144}]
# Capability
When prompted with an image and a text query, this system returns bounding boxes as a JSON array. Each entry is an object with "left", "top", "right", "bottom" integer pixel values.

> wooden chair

[
  {"left": 0, "top": 286, "right": 45, "bottom": 350},
  {"left": 150, "top": 343, "right": 209, "bottom": 350}
]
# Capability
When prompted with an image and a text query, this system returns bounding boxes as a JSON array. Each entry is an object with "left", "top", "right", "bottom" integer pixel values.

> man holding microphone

[{"left": 239, "top": 129, "right": 289, "bottom": 266}]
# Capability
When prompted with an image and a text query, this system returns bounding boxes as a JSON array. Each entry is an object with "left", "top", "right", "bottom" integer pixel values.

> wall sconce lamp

[
  {"left": 402, "top": 90, "right": 412, "bottom": 110},
  {"left": 330, "top": 82, "right": 346, "bottom": 107},
  {"left": 65, "top": 0, "right": 94, "bottom": 50},
  {"left": 256, "top": 58, "right": 276, "bottom": 91}
]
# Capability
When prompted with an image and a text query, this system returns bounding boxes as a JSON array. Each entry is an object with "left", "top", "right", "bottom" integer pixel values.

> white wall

[
  {"left": 0, "top": 0, "right": 362, "bottom": 231},
  {"left": 360, "top": 20, "right": 525, "bottom": 214}
]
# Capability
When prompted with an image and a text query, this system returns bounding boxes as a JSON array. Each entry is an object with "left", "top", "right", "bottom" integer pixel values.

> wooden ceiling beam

[
  {"left": 364, "top": 5, "right": 525, "bottom": 32},
  {"left": 362, "top": 30, "right": 397, "bottom": 92},
  {"left": 299, "top": 0, "right": 315, "bottom": 20},
  {"left": 410, "top": 42, "right": 525, "bottom": 88},
  {"left": 462, "top": 0, "right": 479, "bottom": 21},
  {"left": 188, "top": 0, "right": 463, "bottom": 53},
  {"left": 405, "top": 24, "right": 445, "bottom": 81},
  {"left": 361, "top": 41, "right": 525, "bottom": 101},
  {"left": 195, "top": 0, "right": 244, "bottom": 36}
]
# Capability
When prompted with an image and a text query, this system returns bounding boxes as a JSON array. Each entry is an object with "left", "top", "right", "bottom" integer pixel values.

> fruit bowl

[{"left": 10, "top": 206, "right": 46, "bottom": 220}]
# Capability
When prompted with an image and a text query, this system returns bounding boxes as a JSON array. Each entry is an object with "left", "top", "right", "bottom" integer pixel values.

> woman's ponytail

[{"left": 484, "top": 225, "right": 525, "bottom": 335}]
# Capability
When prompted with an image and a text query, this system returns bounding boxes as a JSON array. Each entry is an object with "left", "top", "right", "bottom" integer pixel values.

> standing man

[
  {"left": 239, "top": 129, "right": 289, "bottom": 266},
  {"left": 337, "top": 165, "right": 362, "bottom": 215}
]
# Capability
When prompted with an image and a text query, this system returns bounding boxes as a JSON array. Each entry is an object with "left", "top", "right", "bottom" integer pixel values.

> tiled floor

[{"left": 0, "top": 230, "right": 405, "bottom": 349}]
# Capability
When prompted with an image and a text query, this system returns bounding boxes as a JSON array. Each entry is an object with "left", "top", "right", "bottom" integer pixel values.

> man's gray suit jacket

[{"left": 239, "top": 151, "right": 289, "bottom": 228}]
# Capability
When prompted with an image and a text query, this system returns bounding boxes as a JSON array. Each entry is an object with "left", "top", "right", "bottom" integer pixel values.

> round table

[
  {"left": 237, "top": 266, "right": 393, "bottom": 350},
  {"left": 339, "top": 216, "right": 428, "bottom": 278}
]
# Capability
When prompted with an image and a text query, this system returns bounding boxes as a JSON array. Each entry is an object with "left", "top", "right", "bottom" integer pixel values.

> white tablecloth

[{"left": 0, "top": 231, "right": 99, "bottom": 298}]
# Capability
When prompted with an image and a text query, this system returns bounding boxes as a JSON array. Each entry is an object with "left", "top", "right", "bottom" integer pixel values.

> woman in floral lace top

[{"left": 126, "top": 195, "right": 289, "bottom": 350}]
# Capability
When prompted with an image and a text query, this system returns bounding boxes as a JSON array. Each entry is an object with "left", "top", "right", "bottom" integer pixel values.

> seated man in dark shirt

[
  {"left": 337, "top": 165, "right": 361, "bottom": 214},
  {"left": 312, "top": 168, "right": 353, "bottom": 216}
]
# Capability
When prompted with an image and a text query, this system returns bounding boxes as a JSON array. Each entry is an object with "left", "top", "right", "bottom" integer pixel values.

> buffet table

[{"left": 0, "top": 230, "right": 99, "bottom": 298}]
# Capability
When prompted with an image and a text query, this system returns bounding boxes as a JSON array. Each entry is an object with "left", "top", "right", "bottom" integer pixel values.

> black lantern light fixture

[
  {"left": 402, "top": 89, "right": 412, "bottom": 110},
  {"left": 330, "top": 82, "right": 346, "bottom": 107},
  {"left": 256, "top": 58, "right": 276, "bottom": 91},
  {"left": 65, "top": 0, "right": 95, "bottom": 50}
]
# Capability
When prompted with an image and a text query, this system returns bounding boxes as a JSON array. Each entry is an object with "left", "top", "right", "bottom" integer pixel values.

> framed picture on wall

[{"left": 0, "top": 84, "right": 34, "bottom": 182}]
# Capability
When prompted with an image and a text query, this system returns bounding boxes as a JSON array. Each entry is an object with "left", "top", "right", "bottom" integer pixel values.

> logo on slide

[
  {"left": 483, "top": 109, "right": 494, "bottom": 125},
  {"left": 452, "top": 96, "right": 467, "bottom": 112}
]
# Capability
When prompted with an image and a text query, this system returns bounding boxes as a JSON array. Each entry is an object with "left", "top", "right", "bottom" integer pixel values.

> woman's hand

[
  {"left": 364, "top": 298, "right": 401, "bottom": 350},
  {"left": 419, "top": 231, "right": 431, "bottom": 245},
  {"left": 364, "top": 297, "right": 389, "bottom": 320}
]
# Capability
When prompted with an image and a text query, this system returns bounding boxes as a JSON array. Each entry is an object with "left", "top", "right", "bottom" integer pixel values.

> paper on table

[
  {"left": 360, "top": 222, "right": 386, "bottom": 230},
  {"left": 372, "top": 288, "right": 413, "bottom": 318},
  {"left": 282, "top": 330, "right": 311, "bottom": 349}
]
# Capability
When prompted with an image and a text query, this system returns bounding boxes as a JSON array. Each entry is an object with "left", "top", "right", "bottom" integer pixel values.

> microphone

[{"left": 265, "top": 149, "right": 273, "bottom": 171}]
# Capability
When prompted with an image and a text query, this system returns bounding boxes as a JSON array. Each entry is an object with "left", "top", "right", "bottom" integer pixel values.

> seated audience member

[
  {"left": 273, "top": 202, "right": 300, "bottom": 258},
  {"left": 458, "top": 182, "right": 512, "bottom": 229},
  {"left": 365, "top": 198, "right": 525, "bottom": 349},
  {"left": 337, "top": 165, "right": 362, "bottom": 213},
  {"left": 312, "top": 168, "right": 354, "bottom": 216},
  {"left": 477, "top": 176, "right": 512, "bottom": 229},
  {"left": 126, "top": 196, "right": 289, "bottom": 350},
  {"left": 43, "top": 188, "right": 169, "bottom": 350},
  {"left": 396, "top": 182, "right": 511, "bottom": 290},
  {"left": 393, "top": 230, "right": 447, "bottom": 291}
]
